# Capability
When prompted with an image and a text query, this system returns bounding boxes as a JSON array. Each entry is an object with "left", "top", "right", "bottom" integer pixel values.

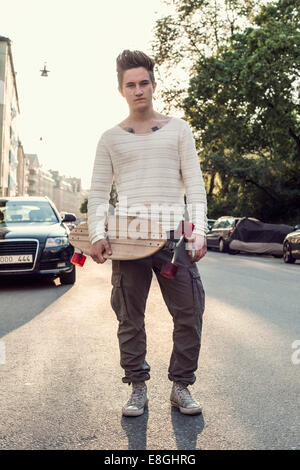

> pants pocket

[
  {"left": 111, "top": 272, "right": 128, "bottom": 322},
  {"left": 189, "top": 269, "right": 205, "bottom": 315}
]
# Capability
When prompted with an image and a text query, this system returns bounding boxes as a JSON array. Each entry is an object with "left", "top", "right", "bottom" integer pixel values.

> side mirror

[{"left": 62, "top": 213, "right": 76, "bottom": 223}]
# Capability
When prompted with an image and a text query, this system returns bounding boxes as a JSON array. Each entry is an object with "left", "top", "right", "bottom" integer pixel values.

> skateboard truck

[
  {"left": 71, "top": 249, "right": 86, "bottom": 267},
  {"left": 160, "top": 221, "right": 194, "bottom": 279}
]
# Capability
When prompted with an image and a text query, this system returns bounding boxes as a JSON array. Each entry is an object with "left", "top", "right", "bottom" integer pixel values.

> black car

[
  {"left": 206, "top": 216, "right": 241, "bottom": 252},
  {"left": 0, "top": 196, "right": 76, "bottom": 284},
  {"left": 283, "top": 226, "right": 300, "bottom": 264},
  {"left": 228, "top": 217, "right": 294, "bottom": 257}
]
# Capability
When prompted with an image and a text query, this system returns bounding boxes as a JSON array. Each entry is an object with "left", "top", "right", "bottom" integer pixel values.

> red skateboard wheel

[
  {"left": 160, "top": 261, "right": 178, "bottom": 279},
  {"left": 71, "top": 252, "right": 86, "bottom": 267},
  {"left": 176, "top": 221, "right": 195, "bottom": 238}
]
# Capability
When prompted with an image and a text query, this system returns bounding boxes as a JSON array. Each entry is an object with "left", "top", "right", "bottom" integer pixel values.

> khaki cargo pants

[{"left": 110, "top": 233, "right": 205, "bottom": 385}]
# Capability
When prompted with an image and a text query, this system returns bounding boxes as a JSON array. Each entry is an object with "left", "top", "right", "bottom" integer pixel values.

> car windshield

[{"left": 0, "top": 201, "right": 58, "bottom": 224}]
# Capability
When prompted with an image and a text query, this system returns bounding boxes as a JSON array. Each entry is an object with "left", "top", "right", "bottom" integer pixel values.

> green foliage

[
  {"left": 80, "top": 182, "right": 118, "bottom": 217},
  {"left": 109, "top": 182, "right": 118, "bottom": 208},
  {"left": 153, "top": 0, "right": 300, "bottom": 224},
  {"left": 79, "top": 198, "right": 88, "bottom": 215}
]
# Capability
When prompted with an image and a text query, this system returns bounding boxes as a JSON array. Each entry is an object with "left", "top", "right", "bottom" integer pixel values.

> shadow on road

[
  {"left": 121, "top": 407, "right": 205, "bottom": 450},
  {"left": 0, "top": 276, "right": 73, "bottom": 338},
  {"left": 121, "top": 409, "right": 149, "bottom": 450},
  {"left": 171, "top": 407, "right": 205, "bottom": 450}
]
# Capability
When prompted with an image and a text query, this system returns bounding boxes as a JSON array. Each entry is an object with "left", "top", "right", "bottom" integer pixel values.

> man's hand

[
  {"left": 90, "top": 238, "right": 112, "bottom": 264},
  {"left": 185, "top": 234, "right": 207, "bottom": 263}
]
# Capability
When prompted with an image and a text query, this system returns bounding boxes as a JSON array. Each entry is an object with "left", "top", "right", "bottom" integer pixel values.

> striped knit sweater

[{"left": 88, "top": 117, "right": 208, "bottom": 244}]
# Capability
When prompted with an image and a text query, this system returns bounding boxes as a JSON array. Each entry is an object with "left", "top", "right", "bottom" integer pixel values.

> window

[{"left": 0, "top": 201, "right": 58, "bottom": 224}]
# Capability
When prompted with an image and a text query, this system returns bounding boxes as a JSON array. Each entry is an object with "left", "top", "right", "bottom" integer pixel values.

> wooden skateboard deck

[{"left": 69, "top": 215, "right": 167, "bottom": 260}]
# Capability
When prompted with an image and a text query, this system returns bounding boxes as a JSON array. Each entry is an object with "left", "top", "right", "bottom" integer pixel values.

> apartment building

[
  {"left": 50, "top": 171, "right": 87, "bottom": 218},
  {"left": 17, "top": 141, "right": 29, "bottom": 195},
  {"left": 26, "top": 154, "right": 87, "bottom": 218},
  {"left": 27, "top": 153, "right": 55, "bottom": 199},
  {"left": 0, "top": 35, "right": 20, "bottom": 197}
]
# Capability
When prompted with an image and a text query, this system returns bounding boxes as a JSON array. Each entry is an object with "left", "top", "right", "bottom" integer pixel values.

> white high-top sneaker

[
  {"left": 122, "top": 382, "right": 148, "bottom": 417},
  {"left": 170, "top": 382, "right": 202, "bottom": 415}
]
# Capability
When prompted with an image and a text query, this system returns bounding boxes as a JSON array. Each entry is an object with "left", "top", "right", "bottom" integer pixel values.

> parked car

[
  {"left": 283, "top": 226, "right": 300, "bottom": 263},
  {"left": 206, "top": 216, "right": 242, "bottom": 252},
  {"left": 227, "top": 217, "right": 295, "bottom": 257},
  {"left": 0, "top": 196, "right": 76, "bottom": 284}
]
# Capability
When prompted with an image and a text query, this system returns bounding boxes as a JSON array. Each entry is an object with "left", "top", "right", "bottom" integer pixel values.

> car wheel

[
  {"left": 60, "top": 265, "right": 76, "bottom": 284},
  {"left": 283, "top": 242, "right": 295, "bottom": 264},
  {"left": 219, "top": 238, "right": 226, "bottom": 253}
]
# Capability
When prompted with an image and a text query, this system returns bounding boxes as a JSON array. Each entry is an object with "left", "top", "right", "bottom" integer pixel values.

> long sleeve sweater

[{"left": 88, "top": 117, "right": 208, "bottom": 244}]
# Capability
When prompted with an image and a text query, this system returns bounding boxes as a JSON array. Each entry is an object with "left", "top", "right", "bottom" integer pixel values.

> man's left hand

[{"left": 186, "top": 234, "right": 207, "bottom": 262}]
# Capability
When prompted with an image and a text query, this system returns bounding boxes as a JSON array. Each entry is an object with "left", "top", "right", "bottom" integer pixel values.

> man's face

[{"left": 119, "top": 67, "right": 156, "bottom": 112}]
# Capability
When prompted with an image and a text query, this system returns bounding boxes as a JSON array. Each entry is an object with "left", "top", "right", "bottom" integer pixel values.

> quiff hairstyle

[{"left": 116, "top": 50, "right": 155, "bottom": 88}]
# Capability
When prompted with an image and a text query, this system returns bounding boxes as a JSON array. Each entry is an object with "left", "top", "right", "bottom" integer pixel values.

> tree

[
  {"left": 152, "top": 0, "right": 261, "bottom": 111},
  {"left": 153, "top": 0, "right": 300, "bottom": 223},
  {"left": 79, "top": 198, "right": 88, "bottom": 216},
  {"left": 79, "top": 183, "right": 118, "bottom": 218}
]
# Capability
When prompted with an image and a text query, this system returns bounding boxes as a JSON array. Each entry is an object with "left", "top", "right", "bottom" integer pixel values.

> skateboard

[
  {"left": 69, "top": 215, "right": 194, "bottom": 279},
  {"left": 70, "top": 215, "right": 167, "bottom": 262}
]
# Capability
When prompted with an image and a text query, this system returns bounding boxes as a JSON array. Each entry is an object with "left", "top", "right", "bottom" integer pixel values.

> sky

[{"left": 0, "top": 0, "right": 171, "bottom": 189}]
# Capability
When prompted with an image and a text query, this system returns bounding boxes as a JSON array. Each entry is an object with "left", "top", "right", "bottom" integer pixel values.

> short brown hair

[{"left": 116, "top": 50, "right": 155, "bottom": 88}]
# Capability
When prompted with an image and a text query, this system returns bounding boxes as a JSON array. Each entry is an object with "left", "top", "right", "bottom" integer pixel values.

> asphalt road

[{"left": 0, "top": 250, "right": 299, "bottom": 450}]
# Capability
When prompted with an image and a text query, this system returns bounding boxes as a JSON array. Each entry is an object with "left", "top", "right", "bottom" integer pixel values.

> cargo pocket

[
  {"left": 110, "top": 272, "right": 128, "bottom": 323},
  {"left": 189, "top": 269, "right": 205, "bottom": 316}
]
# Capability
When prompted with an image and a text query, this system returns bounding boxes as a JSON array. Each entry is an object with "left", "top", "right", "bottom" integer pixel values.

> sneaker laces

[
  {"left": 174, "top": 384, "right": 197, "bottom": 407},
  {"left": 126, "top": 384, "right": 147, "bottom": 408}
]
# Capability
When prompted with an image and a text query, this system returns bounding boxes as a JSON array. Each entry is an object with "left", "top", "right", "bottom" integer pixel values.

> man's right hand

[{"left": 90, "top": 238, "right": 112, "bottom": 264}]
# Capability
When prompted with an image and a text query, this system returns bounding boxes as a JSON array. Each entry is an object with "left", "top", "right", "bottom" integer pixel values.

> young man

[{"left": 88, "top": 50, "right": 208, "bottom": 417}]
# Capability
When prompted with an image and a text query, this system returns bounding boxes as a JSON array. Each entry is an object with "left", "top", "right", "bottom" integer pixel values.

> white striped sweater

[{"left": 88, "top": 117, "right": 208, "bottom": 244}]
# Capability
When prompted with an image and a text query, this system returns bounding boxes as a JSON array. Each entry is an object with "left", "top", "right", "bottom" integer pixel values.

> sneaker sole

[
  {"left": 170, "top": 400, "right": 202, "bottom": 415},
  {"left": 122, "top": 398, "right": 148, "bottom": 417}
]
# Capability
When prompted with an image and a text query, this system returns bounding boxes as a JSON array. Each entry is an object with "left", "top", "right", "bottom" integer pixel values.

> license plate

[{"left": 0, "top": 254, "right": 33, "bottom": 264}]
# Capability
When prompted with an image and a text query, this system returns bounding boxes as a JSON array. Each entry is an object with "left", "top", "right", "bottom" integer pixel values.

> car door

[
  {"left": 207, "top": 220, "right": 223, "bottom": 247},
  {"left": 216, "top": 220, "right": 230, "bottom": 243},
  {"left": 223, "top": 218, "right": 237, "bottom": 240}
]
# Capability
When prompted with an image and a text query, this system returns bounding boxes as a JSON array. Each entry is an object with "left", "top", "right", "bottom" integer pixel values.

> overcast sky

[{"left": 0, "top": 0, "right": 171, "bottom": 188}]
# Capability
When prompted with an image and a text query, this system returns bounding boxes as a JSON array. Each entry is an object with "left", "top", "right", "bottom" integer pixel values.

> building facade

[
  {"left": 26, "top": 154, "right": 87, "bottom": 218},
  {"left": 0, "top": 35, "right": 20, "bottom": 197},
  {"left": 17, "top": 141, "right": 29, "bottom": 195}
]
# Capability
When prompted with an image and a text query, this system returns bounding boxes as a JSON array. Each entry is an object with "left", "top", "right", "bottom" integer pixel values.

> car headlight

[{"left": 45, "top": 236, "right": 69, "bottom": 248}]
